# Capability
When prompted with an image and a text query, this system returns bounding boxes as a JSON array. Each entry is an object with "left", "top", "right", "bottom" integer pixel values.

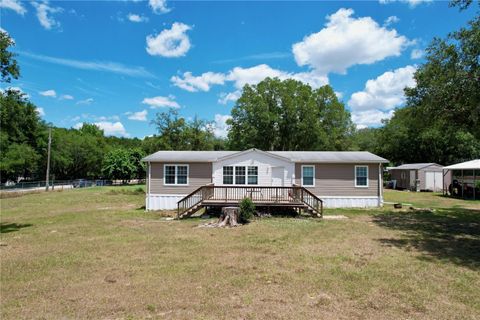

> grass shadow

[
  {"left": 373, "top": 207, "right": 480, "bottom": 269},
  {"left": 0, "top": 222, "right": 33, "bottom": 234}
]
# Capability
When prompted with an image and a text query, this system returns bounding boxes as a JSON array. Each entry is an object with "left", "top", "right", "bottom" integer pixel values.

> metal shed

[
  {"left": 388, "top": 163, "right": 446, "bottom": 192},
  {"left": 443, "top": 159, "right": 480, "bottom": 200}
]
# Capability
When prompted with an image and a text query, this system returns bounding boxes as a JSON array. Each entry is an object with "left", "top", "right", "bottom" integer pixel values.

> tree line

[{"left": 1, "top": 2, "right": 478, "bottom": 183}]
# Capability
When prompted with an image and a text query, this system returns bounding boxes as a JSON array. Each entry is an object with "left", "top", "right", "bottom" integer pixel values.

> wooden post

[{"left": 45, "top": 127, "right": 52, "bottom": 191}]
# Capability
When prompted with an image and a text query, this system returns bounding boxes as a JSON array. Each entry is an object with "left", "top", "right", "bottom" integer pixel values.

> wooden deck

[{"left": 177, "top": 185, "right": 323, "bottom": 219}]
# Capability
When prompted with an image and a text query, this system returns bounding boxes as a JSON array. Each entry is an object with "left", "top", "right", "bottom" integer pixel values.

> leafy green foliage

[
  {"left": 378, "top": 15, "right": 480, "bottom": 165},
  {"left": 102, "top": 149, "right": 142, "bottom": 182},
  {"left": 239, "top": 197, "right": 255, "bottom": 222},
  {"left": 350, "top": 127, "right": 382, "bottom": 154},
  {"left": 150, "top": 109, "right": 222, "bottom": 151},
  {"left": 449, "top": 0, "right": 476, "bottom": 10},
  {"left": 0, "top": 31, "right": 20, "bottom": 83},
  {"left": 0, "top": 89, "right": 46, "bottom": 181},
  {"left": 227, "top": 78, "right": 354, "bottom": 151},
  {"left": 0, "top": 143, "right": 40, "bottom": 181}
]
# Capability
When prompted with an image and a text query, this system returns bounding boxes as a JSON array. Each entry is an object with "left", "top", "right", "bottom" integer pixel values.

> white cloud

[
  {"left": 127, "top": 13, "right": 148, "bottom": 23},
  {"left": 74, "top": 121, "right": 129, "bottom": 137},
  {"left": 31, "top": 1, "right": 63, "bottom": 30},
  {"left": 142, "top": 95, "right": 180, "bottom": 109},
  {"left": 410, "top": 49, "right": 424, "bottom": 59},
  {"left": 227, "top": 64, "right": 286, "bottom": 89},
  {"left": 97, "top": 115, "right": 120, "bottom": 122},
  {"left": 172, "top": 64, "right": 328, "bottom": 94},
  {"left": 218, "top": 90, "right": 241, "bottom": 105},
  {"left": 126, "top": 109, "right": 148, "bottom": 121},
  {"left": 384, "top": 15, "right": 400, "bottom": 26},
  {"left": 146, "top": 22, "right": 192, "bottom": 57},
  {"left": 39, "top": 89, "right": 56, "bottom": 97},
  {"left": 348, "top": 65, "right": 416, "bottom": 111},
  {"left": 60, "top": 94, "right": 74, "bottom": 100},
  {"left": 71, "top": 113, "right": 119, "bottom": 123},
  {"left": 76, "top": 98, "right": 94, "bottom": 105},
  {"left": 351, "top": 109, "right": 395, "bottom": 128},
  {"left": 149, "top": 0, "right": 170, "bottom": 14},
  {"left": 36, "top": 107, "right": 45, "bottom": 117},
  {"left": 211, "top": 114, "right": 231, "bottom": 138},
  {"left": 0, "top": 0, "right": 26, "bottom": 15},
  {"left": 20, "top": 51, "right": 154, "bottom": 78},
  {"left": 292, "top": 8, "right": 410, "bottom": 75},
  {"left": 379, "top": 0, "right": 432, "bottom": 8},
  {"left": 97, "top": 121, "right": 129, "bottom": 137},
  {"left": 171, "top": 71, "right": 226, "bottom": 92}
]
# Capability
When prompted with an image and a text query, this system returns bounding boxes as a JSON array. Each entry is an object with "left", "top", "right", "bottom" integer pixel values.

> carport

[{"left": 443, "top": 159, "right": 480, "bottom": 200}]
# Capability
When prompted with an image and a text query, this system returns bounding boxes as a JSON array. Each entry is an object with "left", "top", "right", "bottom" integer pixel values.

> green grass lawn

[{"left": 1, "top": 187, "right": 479, "bottom": 319}]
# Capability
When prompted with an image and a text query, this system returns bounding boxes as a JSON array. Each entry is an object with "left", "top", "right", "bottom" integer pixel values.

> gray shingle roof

[
  {"left": 389, "top": 163, "right": 441, "bottom": 170},
  {"left": 142, "top": 149, "right": 388, "bottom": 163},
  {"left": 142, "top": 151, "right": 236, "bottom": 162},
  {"left": 271, "top": 151, "right": 388, "bottom": 163}
]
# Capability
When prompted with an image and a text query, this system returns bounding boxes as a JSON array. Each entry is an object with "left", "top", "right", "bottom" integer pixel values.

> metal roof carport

[{"left": 443, "top": 159, "right": 480, "bottom": 200}]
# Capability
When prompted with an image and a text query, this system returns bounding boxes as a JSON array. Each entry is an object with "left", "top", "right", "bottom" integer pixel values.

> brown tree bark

[
  {"left": 198, "top": 206, "right": 241, "bottom": 228},
  {"left": 217, "top": 207, "right": 240, "bottom": 227}
]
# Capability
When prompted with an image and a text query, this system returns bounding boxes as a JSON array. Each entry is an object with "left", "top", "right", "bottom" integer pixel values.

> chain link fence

[{"left": 0, "top": 179, "right": 145, "bottom": 192}]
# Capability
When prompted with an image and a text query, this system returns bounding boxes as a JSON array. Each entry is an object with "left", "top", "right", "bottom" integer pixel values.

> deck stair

[{"left": 177, "top": 185, "right": 323, "bottom": 219}]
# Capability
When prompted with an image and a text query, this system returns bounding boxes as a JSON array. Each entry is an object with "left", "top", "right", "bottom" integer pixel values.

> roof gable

[{"left": 217, "top": 148, "right": 292, "bottom": 162}]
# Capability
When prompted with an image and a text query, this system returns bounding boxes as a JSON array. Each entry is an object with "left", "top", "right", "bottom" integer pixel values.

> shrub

[{"left": 239, "top": 197, "right": 255, "bottom": 223}]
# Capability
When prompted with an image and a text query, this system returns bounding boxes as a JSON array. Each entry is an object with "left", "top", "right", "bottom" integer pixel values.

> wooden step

[{"left": 179, "top": 204, "right": 203, "bottom": 219}]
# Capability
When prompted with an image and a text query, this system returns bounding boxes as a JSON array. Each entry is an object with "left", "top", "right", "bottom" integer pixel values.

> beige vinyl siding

[
  {"left": 295, "top": 163, "right": 379, "bottom": 196},
  {"left": 150, "top": 162, "right": 212, "bottom": 194},
  {"left": 390, "top": 169, "right": 411, "bottom": 189}
]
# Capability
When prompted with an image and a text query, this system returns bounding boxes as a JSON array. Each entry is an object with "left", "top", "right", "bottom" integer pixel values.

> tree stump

[
  {"left": 217, "top": 206, "right": 240, "bottom": 227},
  {"left": 197, "top": 206, "right": 241, "bottom": 228}
]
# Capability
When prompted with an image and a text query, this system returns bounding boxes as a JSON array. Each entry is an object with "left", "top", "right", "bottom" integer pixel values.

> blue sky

[{"left": 0, "top": 0, "right": 476, "bottom": 138}]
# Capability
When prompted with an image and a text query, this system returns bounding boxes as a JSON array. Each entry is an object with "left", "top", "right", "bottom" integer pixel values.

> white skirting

[
  {"left": 146, "top": 194, "right": 186, "bottom": 210},
  {"left": 146, "top": 194, "right": 382, "bottom": 210},
  {"left": 320, "top": 196, "right": 382, "bottom": 208}
]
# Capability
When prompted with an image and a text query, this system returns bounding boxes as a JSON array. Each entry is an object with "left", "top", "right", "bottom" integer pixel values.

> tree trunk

[
  {"left": 217, "top": 206, "right": 240, "bottom": 227},
  {"left": 197, "top": 207, "right": 241, "bottom": 228}
]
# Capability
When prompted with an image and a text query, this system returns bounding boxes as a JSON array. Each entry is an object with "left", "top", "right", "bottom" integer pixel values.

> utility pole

[{"left": 45, "top": 127, "right": 52, "bottom": 191}]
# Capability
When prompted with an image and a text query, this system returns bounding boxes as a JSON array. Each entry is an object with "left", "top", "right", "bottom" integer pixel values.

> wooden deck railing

[{"left": 177, "top": 185, "right": 323, "bottom": 218}]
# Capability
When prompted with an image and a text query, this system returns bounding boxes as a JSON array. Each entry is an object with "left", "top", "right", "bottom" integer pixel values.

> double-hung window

[
  {"left": 223, "top": 166, "right": 234, "bottom": 185},
  {"left": 355, "top": 165, "right": 368, "bottom": 187},
  {"left": 302, "top": 165, "right": 315, "bottom": 187},
  {"left": 223, "top": 165, "right": 258, "bottom": 185},
  {"left": 164, "top": 165, "right": 188, "bottom": 185},
  {"left": 235, "top": 167, "right": 246, "bottom": 185},
  {"left": 247, "top": 166, "right": 258, "bottom": 185}
]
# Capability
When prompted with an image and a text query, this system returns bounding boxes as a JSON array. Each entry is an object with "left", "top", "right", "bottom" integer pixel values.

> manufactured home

[
  {"left": 143, "top": 149, "right": 388, "bottom": 217},
  {"left": 388, "top": 163, "right": 448, "bottom": 192}
]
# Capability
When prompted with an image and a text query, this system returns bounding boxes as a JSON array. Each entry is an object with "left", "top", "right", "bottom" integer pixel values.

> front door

[{"left": 271, "top": 167, "right": 284, "bottom": 186}]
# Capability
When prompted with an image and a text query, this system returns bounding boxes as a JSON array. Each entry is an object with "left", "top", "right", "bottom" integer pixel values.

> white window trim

[
  {"left": 223, "top": 166, "right": 234, "bottom": 185},
  {"left": 222, "top": 165, "right": 258, "bottom": 185},
  {"left": 355, "top": 165, "right": 369, "bottom": 188},
  {"left": 301, "top": 165, "right": 315, "bottom": 187},
  {"left": 235, "top": 166, "right": 247, "bottom": 185},
  {"left": 247, "top": 166, "right": 258, "bottom": 185},
  {"left": 163, "top": 164, "right": 189, "bottom": 186}
]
